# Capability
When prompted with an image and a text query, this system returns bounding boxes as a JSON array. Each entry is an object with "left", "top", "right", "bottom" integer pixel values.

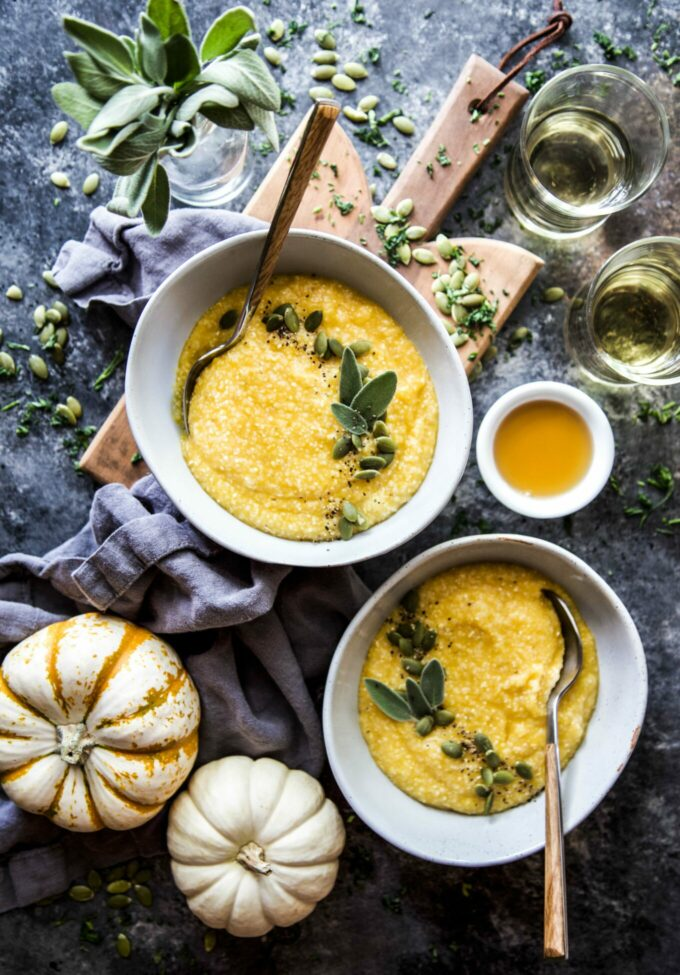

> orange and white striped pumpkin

[{"left": 0, "top": 613, "right": 200, "bottom": 832}]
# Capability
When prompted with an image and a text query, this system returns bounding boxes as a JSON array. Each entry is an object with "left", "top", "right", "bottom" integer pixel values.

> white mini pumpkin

[
  {"left": 0, "top": 613, "right": 200, "bottom": 832},
  {"left": 167, "top": 755, "right": 346, "bottom": 937}
]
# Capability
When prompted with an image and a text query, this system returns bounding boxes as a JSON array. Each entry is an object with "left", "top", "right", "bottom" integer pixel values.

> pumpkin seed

[
  {"left": 52, "top": 300, "right": 69, "bottom": 320},
  {"left": 343, "top": 106, "right": 368, "bottom": 123},
  {"left": 28, "top": 354, "right": 48, "bottom": 379},
  {"left": 405, "top": 225, "right": 426, "bottom": 240},
  {"left": 50, "top": 171, "right": 70, "bottom": 189},
  {"left": 69, "top": 884, "right": 95, "bottom": 902},
  {"left": 515, "top": 761, "right": 534, "bottom": 780},
  {"left": 265, "top": 313, "right": 283, "bottom": 332},
  {"left": 283, "top": 306, "right": 299, "bottom": 333},
  {"left": 268, "top": 18, "right": 285, "bottom": 41},
  {"left": 42, "top": 270, "right": 59, "bottom": 289},
  {"left": 463, "top": 271, "right": 480, "bottom": 290},
  {"left": 33, "top": 304, "right": 46, "bottom": 328},
  {"left": 264, "top": 46, "right": 283, "bottom": 67},
  {"left": 434, "top": 708, "right": 455, "bottom": 726},
  {"left": 543, "top": 286, "right": 565, "bottom": 303},
  {"left": 360, "top": 455, "right": 387, "bottom": 470},
  {"left": 126, "top": 860, "right": 140, "bottom": 879},
  {"left": 373, "top": 420, "right": 389, "bottom": 437},
  {"left": 82, "top": 172, "right": 100, "bottom": 196},
  {"left": 134, "top": 868, "right": 151, "bottom": 883},
  {"left": 387, "top": 630, "right": 401, "bottom": 647},
  {"left": 415, "top": 715, "right": 434, "bottom": 737},
  {"left": 402, "top": 658, "right": 424, "bottom": 675},
  {"left": 45, "top": 308, "right": 62, "bottom": 323},
  {"left": 393, "top": 198, "right": 412, "bottom": 219},
  {"left": 204, "top": 930, "right": 217, "bottom": 953},
  {"left": 55, "top": 403, "right": 77, "bottom": 426},
  {"left": 332, "top": 435, "right": 352, "bottom": 459},
  {"left": 351, "top": 433, "right": 364, "bottom": 450},
  {"left": 474, "top": 732, "right": 493, "bottom": 753},
  {"left": 435, "top": 292, "right": 451, "bottom": 314},
  {"left": 396, "top": 242, "right": 412, "bottom": 265},
  {"left": 312, "top": 64, "right": 336, "bottom": 80},
  {"left": 493, "top": 770, "right": 515, "bottom": 785},
  {"left": 107, "top": 879, "right": 131, "bottom": 894},
  {"left": 314, "top": 28, "right": 336, "bottom": 49},
  {"left": 442, "top": 740, "right": 464, "bottom": 759},
  {"left": 397, "top": 622, "right": 414, "bottom": 638},
  {"left": 312, "top": 50, "right": 339, "bottom": 64},
  {"left": 481, "top": 767, "right": 494, "bottom": 788},
  {"left": 392, "top": 115, "right": 415, "bottom": 135},
  {"left": 52, "top": 344, "right": 65, "bottom": 365},
  {"left": 436, "top": 234, "right": 454, "bottom": 259},
  {"left": 358, "top": 94, "right": 379, "bottom": 111},
  {"left": 413, "top": 248, "right": 436, "bottom": 265},
  {"left": 219, "top": 308, "right": 238, "bottom": 330},
  {"left": 452, "top": 304, "right": 469, "bottom": 324},
  {"left": 342, "top": 500, "right": 358, "bottom": 523},
  {"left": 370, "top": 205, "right": 396, "bottom": 223},
  {"left": 87, "top": 869, "right": 102, "bottom": 890},
  {"left": 455, "top": 253, "right": 468, "bottom": 270},
  {"left": 50, "top": 120, "right": 69, "bottom": 144},
  {"left": 475, "top": 784, "right": 490, "bottom": 798},
  {"left": 332, "top": 73, "right": 356, "bottom": 92},
  {"left": 460, "top": 292, "right": 485, "bottom": 307},
  {"left": 421, "top": 629, "right": 436, "bottom": 651},
  {"left": 484, "top": 792, "right": 494, "bottom": 814},
  {"left": 5, "top": 285, "right": 22, "bottom": 301},
  {"left": 39, "top": 323, "right": 55, "bottom": 345},
  {"left": 384, "top": 223, "right": 401, "bottom": 240},
  {"left": 339, "top": 516, "right": 353, "bottom": 540},
  {"left": 314, "top": 330, "right": 328, "bottom": 356},
  {"left": 376, "top": 151, "right": 397, "bottom": 170},
  {"left": 309, "top": 85, "right": 334, "bottom": 100},
  {"left": 344, "top": 61, "right": 369, "bottom": 79},
  {"left": 108, "top": 894, "right": 132, "bottom": 908},
  {"left": 116, "top": 933, "right": 132, "bottom": 958},
  {"left": 381, "top": 452, "right": 395, "bottom": 467},
  {"left": 328, "top": 337, "right": 344, "bottom": 357},
  {"left": 354, "top": 469, "right": 378, "bottom": 481},
  {"left": 447, "top": 269, "right": 463, "bottom": 290},
  {"left": 511, "top": 326, "right": 530, "bottom": 343},
  {"left": 55, "top": 327, "right": 69, "bottom": 348},
  {"left": 66, "top": 395, "right": 82, "bottom": 419},
  {"left": 107, "top": 865, "right": 126, "bottom": 882},
  {"left": 304, "top": 310, "right": 323, "bottom": 332},
  {"left": 375, "top": 436, "right": 396, "bottom": 453},
  {"left": 484, "top": 750, "right": 502, "bottom": 769},
  {"left": 452, "top": 330, "right": 469, "bottom": 347},
  {"left": 349, "top": 339, "right": 371, "bottom": 357},
  {"left": 134, "top": 884, "right": 153, "bottom": 907}
]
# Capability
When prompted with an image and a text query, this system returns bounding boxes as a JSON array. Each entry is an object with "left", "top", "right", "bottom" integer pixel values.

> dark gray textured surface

[{"left": 0, "top": 0, "right": 678, "bottom": 971}]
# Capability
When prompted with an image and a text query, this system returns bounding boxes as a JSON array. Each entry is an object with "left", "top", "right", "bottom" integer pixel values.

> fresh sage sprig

[
  {"left": 364, "top": 659, "right": 454, "bottom": 737},
  {"left": 52, "top": 1, "right": 280, "bottom": 234}
]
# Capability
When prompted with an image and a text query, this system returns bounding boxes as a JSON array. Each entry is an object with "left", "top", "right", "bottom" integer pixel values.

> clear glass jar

[{"left": 164, "top": 117, "right": 253, "bottom": 208}]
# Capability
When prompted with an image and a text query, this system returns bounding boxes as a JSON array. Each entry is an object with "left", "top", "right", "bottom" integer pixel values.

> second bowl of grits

[{"left": 127, "top": 230, "right": 472, "bottom": 567}]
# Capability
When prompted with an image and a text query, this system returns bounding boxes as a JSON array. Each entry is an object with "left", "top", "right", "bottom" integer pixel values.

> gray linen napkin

[{"left": 0, "top": 208, "right": 370, "bottom": 912}]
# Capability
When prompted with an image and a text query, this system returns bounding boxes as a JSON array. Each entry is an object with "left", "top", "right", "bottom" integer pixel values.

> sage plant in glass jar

[{"left": 52, "top": 1, "right": 280, "bottom": 233}]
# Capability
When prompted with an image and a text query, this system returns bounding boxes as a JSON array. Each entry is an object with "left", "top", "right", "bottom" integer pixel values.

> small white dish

[
  {"left": 322, "top": 534, "right": 647, "bottom": 867},
  {"left": 126, "top": 230, "right": 473, "bottom": 568},
  {"left": 476, "top": 381, "right": 615, "bottom": 519}
]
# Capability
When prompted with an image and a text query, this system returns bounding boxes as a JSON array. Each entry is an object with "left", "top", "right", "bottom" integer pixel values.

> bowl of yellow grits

[
  {"left": 126, "top": 230, "right": 472, "bottom": 567},
  {"left": 323, "top": 534, "right": 646, "bottom": 866}
]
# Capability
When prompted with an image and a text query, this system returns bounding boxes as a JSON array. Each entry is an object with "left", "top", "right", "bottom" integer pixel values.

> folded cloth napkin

[{"left": 0, "top": 208, "right": 370, "bottom": 913}]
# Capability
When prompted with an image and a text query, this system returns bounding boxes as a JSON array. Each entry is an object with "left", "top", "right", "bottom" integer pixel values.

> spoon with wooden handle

[
  {"left": 182, "top": 99, "right": 340, "bottom": 433},
  {"left": 542, "top": 588, "right": 584, "bottom": 960}
]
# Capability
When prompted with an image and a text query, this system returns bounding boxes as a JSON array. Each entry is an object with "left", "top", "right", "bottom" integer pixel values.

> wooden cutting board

[{"left": 80, "top": 54, "right": 543, "bottom": 487}]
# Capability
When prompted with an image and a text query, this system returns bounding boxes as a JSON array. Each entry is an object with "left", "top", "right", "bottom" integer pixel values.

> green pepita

[
  {"left": 50, "top": 171, "right": 70, "bottom": 189},
  {"left": 415, "top": 715, "right": 434, "bottom": 737},
  {"left": 493, "top": 770, "right": 515, "bottom": 785},
  {"left": 354, "top": 469, "right": 378, "bottom": 481},
  {"left": 66, "top": 396, "right": 82, "bottom": 419},
  {"left": 395, "top": 198, "right": 413, "bottom": 218},
  {"left": 304, "top": 310, "right": 323, "bottom": 332},
  {"left": 339, "top": 516, "right": 354, "bottom": 540},
  {"left": 134, "top": 884, "right": 153, "bottom": 907},
  {"left": 219, "top": 308, "right": 238, "bottom": 330},
  {"left": 265, "top": 313, "right": 283, "bottom": 332},
  {"left": 39, "top": 323, "right": 55, "bottom": 346},
  {"left": 311, "top": 64, "right": 336, "bottom": 80},
  {"left": 116, "top": 933, "right": 132, "bottom": 958},
  {"left": 358, "top": 94, "right": 379, "bottom": 111},
  {"left": 387, "top": 630, "right": 402, "bottom": 647},
  {"left": 314, "top": 330, "right": 328, "bottom": 356},
  {"left": 107, "top": 879, "right": 131, "bottom": 894},
  {"left": 436, "top": 234, "right": 454, "bottom": 259},
  {"left": 342, "top": 500, "right": 359, "bottom": 523},
  {"left": 358, "top": 363, "right": 369, "bottom": 378},
  {"left": 82, "top": 172, "right": 100, "bottom": 196},
  {"left": 421, "top": 628, "right": 436, "bottom": 651},
  {"left": 435, "top": 292, "right": 451, "bottom": 314},
  {"left": 397, "top": 622, "right": 414, "bottom": 638},
  {"left": 68, "top": 884, "right": 95, "bottom": 902},
  {"left": 384, "top": 223, "right": 401, "bottom": 240},
  {"left": 268, "top": 19, "right": 285, "bottom": 41},
  {"left": 45, "top": 308, "right": 62, "bottom": 323},
  {"left": 452, "top": 304, "right": 469, "bottom": 324},
  {"left": 51, "top": 344, "right": 65, "bottom": 365},
  {"left": 484, "top": 750, "right": 502, "bottom": 769},
  {"left": 398, "top": 637, "right": 413, "bottom": 656},
  {"left": 328, "top": 337, "right": 344, "bottom": 357},
  {"left": 372, "top": 420, "right": 389, "bottom": 438},
  {"left": 204, "top": 930, "right": 217, "bottom": 953},
  {"left": 360, "top": 455, "right": 387, "bottom": 470},
  {"left": 442, "top": 741, "right": 464, "bottom": 759},
  {"left": 543, "top": 286, "right": 565, "bottom": 303},
  {"left": 515, "top": 761, "right": 534, "bottom": 780},
  {"left": 463, "top": 271, "right": 480, "bottom": 291},
  {"left": 343, "top": 106, "right": 368, "bottom": 123},
  {"left": 312, "top": 50, "right": 339, "bottom": 64},
  {"left": 33, "top": 304, "right": 46, "bottom": 328},
  {"left": 314, "top": 28, "right": 336, "bottom": 50},
  {"left": 376, "top": 436, "right": 396, "bottom": 453},
  {"left": 376, "top": 151, "right": 397, "bottom": 170},
  {"left": 108, "top": 894, "right": 132, "bottom": 908},
  {"left": 351, "top": 433, "right": 364, "bottom": 450},
  {"left": 332, "top": 434, "right": 352, "bottom": 459},
  {"left": 107, "top": 866, "right": 126, "bottom": 882},
  {"left": 344, "top": 61, "right": 368, "bottom": 79},
  {"left": 475, "top": 784, "right": 491, "bottom": 798},
  {"left": 55, "top": 327, "right": 69, "bottom": 348},
  {"left": 87, "top": 869, "right": 102, "bottom": 890},
  {"left": 28, "top": 354, "right": 48, "bottom": 380},
  {"left": 412, "top": 248, "right": 436, "bottom": 265},
  {"left": 460, "top": 292, "right": 485, "bottom": 307},
  {"left": 392, "top": 115, "right": 415, "bottom": 135},
  {"left": 283, "top": 306, "right": 299, "bottom": 333},
  {"left": 264, "top": 46, "right": 283, "bottom": 67},
  {"left": 405, "top": 225, "right": 427, "bottom": 240},
  {"left": 5, "top": 285, "right": 22, "bottom": 301},
  {"left": 309, "top": 85, "right": 334, "bottom": 100},
  {"left": 370, "top": 205, "right": 396, "bottom": 223},
  {"left": 434, "top": 708, "right": 455, "bottom": 726},
  {"left": 481, "top": 766, "right": 494, "bottom": 788},
  {"left": 452, "top": 330, "right": 469, "bottom": 347},
  {"left": 396, "top": 242, "right": 412, "bottom": 265},
  {"left": 402, "top": 658, "right": 424, "bottom": 675},
  {"left": 349, "top": 339, "right": 371, "bottom": 357},
  {"left": 332, "top": 73, "right": 356, "bottom": 92},
  {"left": 474, "top": 732, "right": 493, "bottom": 753},
  {"left": 42, "top": 270, "right": 59, "bottom": 289},
  {"left": 52, "top": 300, "right": 69, "bottom": 320},
  {"left": 55, "top": 403, "right": 77, "bottom": 426},
  {"left": 50, "top": 120, "right": 69, "bottom": 144}
]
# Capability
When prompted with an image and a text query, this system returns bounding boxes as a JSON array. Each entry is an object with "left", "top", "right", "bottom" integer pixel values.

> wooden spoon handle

[
  {"left": 544, "top": 742, "right": 568, "bottom": 959},
  {"left": 246, "top": 101, "right": 340, "bottom": 314}
]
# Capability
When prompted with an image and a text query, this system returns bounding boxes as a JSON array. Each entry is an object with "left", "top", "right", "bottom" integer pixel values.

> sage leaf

[
  {"left": 167, "top": 122, "right": 197, "bottom": 157},
  {"left": 330, "top": 403, "right": 368, "bottom": 436},
  {"left": 52, "top": 82, "right": 103, "bottom": 129},
  {"left": 350, "top": 371, "right": 397, "bottom": 423},
  {"left": 419, "top": 659, "right": 445, "bottom": 709},
  {"left": 146, "top": 0, "right": 190, "bottom": 40},
  {"left": 364, "top": 679, "right": 413, "bottom": 721},
  {"left": 243, "top": 101, "right": 279, "bottom": 151},
  {"left": 62, "top": 16, "right": 134, "bottom": 77},
  {"left": 87, "top": 85, "right": 167, "bottom": 136},
  {"left": 83, "top": 115, "right": 167, "bottom": 176},
  {"left": 176, "top": 84, "right": 239, "bottom": 123},
  {"left": 200, "top": 7, "right": 256, "bottom": 61},
  {"left": 339, "top": 347, "right": 362, "bottom": 406},
  {"left": 138, "top": 14, "right": 167, "bottom": 85},
  {"left": 164, "top": 33, "right": 200, "bottom": 85},
  {"left": 199, "top": 50, "right": 281, "bottom": 111},
  {"left": 141, "top": 161, "right": 170, "bottom": 236},
  {"left": 200, "top": 103, "right": 254, "bottom": 130},
  {"left": 109, "top": 155, "right": 157, "bottom": 216},
  {"left": 65, "top": 52, "right": 128, "bottom": 100},
  {"left": 405, "top": 678, "right": 434, "bottom": 718}
]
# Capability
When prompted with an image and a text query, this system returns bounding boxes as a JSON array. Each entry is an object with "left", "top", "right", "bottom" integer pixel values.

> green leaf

[
  {"left": 65, "top": 52, "right": 128, "bottom": 100},
  {"left": 200, "top": 6, "right": 256, "bottom": 61},
  {"left": 176, "top": 83, "right": 239, "bottom": 123},
  {"left": 141, "top": 161, "right": 170, "bottom": 235},
  {"left": 243, "top": 101, "right": 279, "bottom": 151},
  {"left": 109, "top": 155, "right": 158, "bottom": 216},
  {"left": 364, "top": 679, "right": 413, "bottom": 721},
  {"left": 200, "top": 103, "right": 254, "bottom": 130},
  {"left": 350, "top": 371, "right": 397, "bottom": 422},
  {"left": 138, "top": 14, "right": 167, "bottom": 84},
  {"left": 419, "top": 659, "right": 445, "bottom": 709},
  {"left": 166, "top": 124, "right": 197, "bottom": 158},
  {"left": 80, "top": 115, "right": 168, "bottom": 175},
  {"left": 87, "top": 85, "right": 166, "bottom": 135},
  {"left": 330, "top": 403, "right": 368, "bottom": 436},
  {"left": 405, "top": 678, "right": 433, "bottom": 718},
  {"left": 51, "top": 82, "right": 102, "bottom": 129},
  {"left": 164, "top": 33, "right": 200, "bottom": 85},
  {"left": 146, "top": 0, "right": 190, "bottom": 40},
  {"left": 199, "top": 49, "right": 280, "bottom": 111},
  {"left": 238, "top": 32, "right": 261, "bottom": 51},
  {"left": 120, "top": 35, "right": 139, "bottom": 69},
  {"left": 339, "top": 347, "right": 362, "bottom": 406},
  {"left": 62, "top": 15, "right": 134, "bottom": 76}
]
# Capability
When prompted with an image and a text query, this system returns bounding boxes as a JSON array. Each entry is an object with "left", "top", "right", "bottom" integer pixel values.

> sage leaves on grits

[
  {"left": 419, "top": 657, "right": 445, "bottom": 708},
  {"left": 339, "top": 347, "right": 362, "bottom": 405},
  {"left": 364, "top": 680, "right": 413, "bottom": 721},
  {"left": 365, "top": 659, "right": 449, "bottom": 737},
  {"left": 330, "top": 403, "right": 368, "bottom": 436},
  {"left": 52, "top": 2, "right": 280, "bottom": 235},
  {"left": 351, "top": 371, "right": 397, "bottom": 423}
]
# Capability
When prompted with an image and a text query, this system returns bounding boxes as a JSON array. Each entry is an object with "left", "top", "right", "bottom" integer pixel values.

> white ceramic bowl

[
  {"left": 323, "top": 534, "right": 646, "bottom": 866},
  {"left": 476, "top": 381, "right": 615, "bottom": 519},
  {"left": 126, "top": 230, "right": 472, "bottom": 568}
]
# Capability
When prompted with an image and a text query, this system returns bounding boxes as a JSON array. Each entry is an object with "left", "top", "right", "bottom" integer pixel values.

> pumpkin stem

[
  {"left": 56, "top": 723, "right": 96, "bottom": 766},
  {"left": 236, "top": 841, "right": 273, "bottom": 875}
]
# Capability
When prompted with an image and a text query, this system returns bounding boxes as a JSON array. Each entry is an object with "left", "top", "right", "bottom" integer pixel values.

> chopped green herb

[
  {"left": 593, "top": 31, "right": 637, "bottom": 61},
  {"left": 279, "top": 20, "right": 308, "bottom": 47},
  {"left": 426, "top": 162, "right": 434, "bottom": 178},
  {"left": 6, "top": 342, "right": 30, "bottom": 351},
  {"left": 436, "top": 145, "right": 451, "bottom": 167},
  {"left": 131, "top": 451, "right": 143, "bottom": 465},
  {"left": 332, "top": 194, "right": 355, "bottom": 216},
  {"left": 361, "top": 47, "right": 381, "bottom": 64},
  {"left": 392, "top": 75, "right": 408, "bottom": 94},
  {"left": 351, "top": 2, "right": 370, "bottom": 25},
  {"left": 637, "top": 399, "right": 680, "bottom": 424},
  {"left": 63, "top": 425, "right": 97, "bottom": 470},
  {"left": 525, "top": 69, "right": 546, "bottom": 94},
  {"left": 0, "top": 399, "right": 21, "bottom": 412},
  {"left": 93, "top": 349, "right": 125, "bottom": 391},
  {"left": 619, "top": 463, "right": 677, "bottom": 530}
]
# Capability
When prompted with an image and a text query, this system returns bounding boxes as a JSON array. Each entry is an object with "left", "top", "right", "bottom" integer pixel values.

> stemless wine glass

[
  {"left": 505, "top": 65, "right": 670, "bottom": 239},
  {"left": 564, "top": 237, "right": 680, "bottom": 386}
]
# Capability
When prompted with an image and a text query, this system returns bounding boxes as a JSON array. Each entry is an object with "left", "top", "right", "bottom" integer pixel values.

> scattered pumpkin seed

[
  {"left": 475, "top": 784, "right": 491, "bottom": 798},
  {"left": 107, "top": 866, "right": 126, "bottom": 882},
  {"left": 28, "top": 354, "right": 48, "bottom": 380},
  {"left": 50, "top": 171, "right": 70, "bottom": 189},
  {"left": 343, "top": 105, "right": 368, "bottom": 123},
  {"left": 474, "top": 732, "right": 493, "bottom": 753},
  {"left": 387, "top": 630, "right": 401, "bottom": 647},
  {"left": 493, "top": 770, "right": 515, "bottom": 785},
  {"left": 33, "top": 304, "right": 46, "bottom": 328},
  {"left": 264, "top": 46, "right": 283, "bottom": 67},
  {"left": 51, "top": 344, "right": 65, "bottom": 365},
  {"left": 395, "top": 198, "right": 413, "bottom": 219},
  {"left": 376, "top": 151, "right": 397, "bottom": 170},
  {"left": 309, "top": 85, "right": 334, "bottom": 100},
  {"left": 342, "top": 500, "right": 358, "bottom": 523},
  {"left": 86, "top": 869, "right": 102, "bottom": 890},
  {"left": 332, "top": 434, "right": 352, "bottom": 459},
  {"left": 484, "top": 750, "right": 502, "bottom": 769},
  {"left": 283, "top": 306, "right": 299, "bottom": 333},
  {"left": 415, "top": 715, "right": 434, "bottom": 737},
  {"left": 304, "top": 310, "right": 323, "bottom": 332},
  {"left": 435, "top": 234, "right": 454, "bottom": 258},
  {"left": 412, "top": 248, "right": 436, "bottom": 265},
  {"left": 268, "top": 18, "right": 285, "bottom": 41},
  {"left": 392, "top": 115, "right": 415, "bottom": 135},
  {"left": 452, "top": 304, "right": 469, "bottom": 324},
  {"left": 360, "top": 455, "right": 387, "bottom": 470},
  {"left": 376, "top": 435, "right": 396, "bottom": 453},
  {"left": 484, "top": 792, "right": 494, "bottom": 814},
  {"left": 82, "top": 172, "right": 100, "bottom": 196},
  {"left": 108, "top": 894, "right": 132, "bottom": 908},
  {"left": 45, "top": 308, "right": 62, "bottom": 324},
  {"left": 266, "top": 313, "right": 283, "bottom": 332},
  {"left": 42, "top": 270, "right": 59, "bottom": 289},
  {"left": 339, "top": 516, "right": 353, "bottom": 540},
  {"left": 116, "top": 933, "right": 132, "bottom": 958},
  {"left": 398, "top": 637, "right": 413, "bottom": 656},
  {"left": 511, "top": 326, "right": 530, "bottom": 343},
  {"left": 452, "top": 253, "right": 467, "bottom": 271},
  {"left": 463, "top": 271, "right": 480, "bottom": 290},
  {"left": 351, "top": 433, "right": 364, "bottom": 449},
  {"left": 373, "top": 420, "right": 389, "bottom": 437},
  {"left": 421, "top": 629, "right": 436, "bottom": 651},
  {"left": 0, "top": 350, "right": 16, "bottom": 374},
  {"left": 460, "top": 292, "right": 485, "bottom": 307},
  {"left": 543, "top": 286, "right": 565, "bottom": 303},
  {"left": 107, "top": 879, "right": 132, "bottom": 894},
  {"left": 328, "top": 337, "right": 344, "bottom": 357},
  {"left": 312, "top": 50, "right": 339, "bottom": 64},
  {"left": 434, "top": 709, "right": 455, "bottom": 726},
  {"left": 405, "top": 225, "right": 426, "bottom": 240},
  {"left": 134, "top": 884, "right": 153, "bottom": 907},
  {"left": 204, "top": 930, "right": 217, "bottom": 953},
  {"left": 219, "top": 308, "right": 238, "bottom": 330},
  {"left": 515, "top": 761, "right": 534, "bottom": 780},
  {"left": 402, "top": 658, "right": 424, "bottom": 675},
  {"left": 55, "top": 404, "right": 77, "bottom": 426},
  {"left": 50, "top": 120, "right": 69, "bottom": 144},
  {"left": 314, "top": 28, "right": 336, "bottom": 49},
  {"left": 55, "top": 327, "right": 69, "bottom": 348},
  {"left": 332, "top": 73, "right": 356, "bottom": 92},
  {"left": 481, "top": 767, "right": 494, "bottom": 788},
  {"left": 311, "top": 64, "right": 336, "bottom": 80},
  {"left": 133, "top": 868, "right": 151, "bottom": 883},
  {"left": 370, "top": 205, "right": 395, "bottom": 223},
  {"left": 435, "top": 292, "right": 451, "bottom": 314},
  {"left": 384, "top": 223, "right": 401, "bottom": 240},
  {"left": 39, "top": 323, "right": 55, "bottom": 346},
  {"left": 354, "top": 469, "right": 378, "bottom": 481},
  {"left": 452, "top": 330, "right": 470, "bottom": 347},
  {"left": 52, "top": 300, "right": 69, "bottom": 320},
  {"left": 349, "top": 339, "right": 371, "bottom": 357},
  {"left": 69, "top": 884, "right": 94, "bottom": 902},
  {"left": 442, "top": 741, "right": 464, "bottom": 759},
  {"left": 66, "top": 395, "right": 82, "bottom": 418},
  {"left": 345, "top": 60, "right": 369, "bottom": 79},
  {"left": 358, "top": 94, "right": 379, "bottom": 111},
  {"left": 5, "top": 285, "right": 22, "bottom": 301}
]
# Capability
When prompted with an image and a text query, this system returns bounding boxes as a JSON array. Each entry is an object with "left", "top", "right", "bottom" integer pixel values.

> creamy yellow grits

[
  {"left": 359, "top": 563, "right": 599, "bottom": 815},
  {"left": 174, "top": 275, "right": 438, "bottom": 541}
]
